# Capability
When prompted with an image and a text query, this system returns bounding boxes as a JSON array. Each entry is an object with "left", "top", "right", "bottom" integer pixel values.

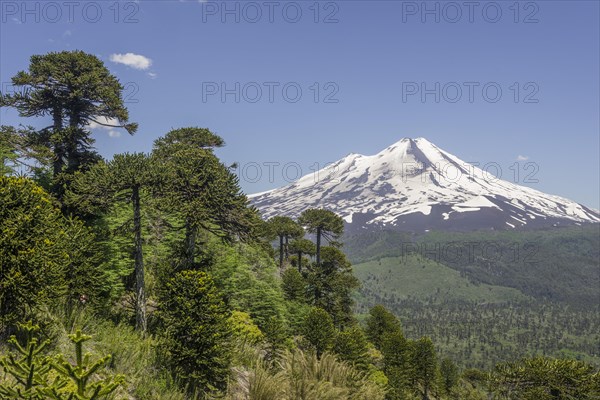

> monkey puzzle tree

[
  {"left": 288, "top": 238, "right": 316, "bottom": 272},
  {"left": 298, "top": 209, "right": 344, "bottom": 265},
  {"left": 67, "top": 153, "right": 156, "bottom": 332},
  {"left": 267, "top": 216, "right": 304, "bottom": 268},
  {"left": 153, "top": 127, "right": 258, "bottom": 270},
  {"left": 365, "top": 305, "right": 402, "bottom": 350},
  {"left": 160, "top": 270, "right": 232, "bottom": 396},
  {"left": 0, "top": 50, "right": 137, "bottom": 200},
  {"left": 302, "top": 307, "right": 335, "bottom": 359},
  {"left": 305, "top": 246, "right": 358, "bottom": 327},
  {"left": 411, "top": 337, "right": 438, "bottom": 400}
]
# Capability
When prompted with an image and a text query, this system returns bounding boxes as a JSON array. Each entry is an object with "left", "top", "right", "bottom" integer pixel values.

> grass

[{"left": 353, "top": 254, "right": 529, "bottom": 304}]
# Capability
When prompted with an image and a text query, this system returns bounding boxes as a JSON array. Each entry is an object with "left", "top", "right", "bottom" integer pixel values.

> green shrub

[{"left": 159, "top": 270, "right": 232, "bottom": 397}]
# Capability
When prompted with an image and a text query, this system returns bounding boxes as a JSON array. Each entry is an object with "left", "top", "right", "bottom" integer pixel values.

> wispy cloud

[
  {"left": 109, "top": 53, "right": 152, "bottom": 70},
  {"left": 88, "top": 117, "right": 122, "bottom": 138},
  {"left": 517, "top": 155, "right": 529, "bottom": 161},
  {"left": 147, "top": 72, "right": 158, "bottom": 79}
]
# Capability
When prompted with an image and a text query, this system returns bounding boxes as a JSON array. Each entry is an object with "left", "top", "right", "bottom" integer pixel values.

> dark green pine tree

[
  {"left": 302, "top": 307, "right": 336, "bottom": 359},
  {"left": 153, "top": 127, "right": 258, "bottom": 270},
  {"left": 160, "top": 270, "right": 232, "bottom": 397},
  {"left": 67, "top": 153, "right": 156, "bottom": 332},
  {"left": 411, "top": 336, "right": 438, "bottom": 400},
  {"left": 381, "top": 330, "right": 412, "bottom": 399},
  {"left": 297, "top": 209, "right": 344, "bottom": 265},
  {"left": 365, "top": 304, "right": 403, "bottom": 350},
  {"left": 333, "top": 326, "right": 370, "bottom": 371},
  {"left": 1, "top": 50, "right": 137, "bottom": 201},
  {"left": 306, "top": 246, "right": 359, "bottom": 328},
  {"left": 439, "top": 358, "right": 459, "bottom": 397},
  {"left": 281, "top": 267, "right": 306, "bottom": 302}
]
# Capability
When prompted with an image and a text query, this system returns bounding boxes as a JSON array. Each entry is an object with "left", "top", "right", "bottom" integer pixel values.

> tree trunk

[
  {"left": 279, "top": 235, "right": 284, "bottom": 268},
  {"left": 284, "top": 235, "right": 289, "bottom": 260},
  {"left": 51, "top": 107, "right": 64, "bottom": 177},
  {"left": 132, "top": 186, "right": 147, "bottom": 332},
  {"left": 51, "top": 107, "right": 65, "bottom": 200},
  {"left": 297, "top": 251, "right": 302, "bottom": 272},
  {"left": 316, "top": 226, "right": 322, "bottom": 266},
  {"left": 184, "top": 218, "right": 196, "bottom": 268}
]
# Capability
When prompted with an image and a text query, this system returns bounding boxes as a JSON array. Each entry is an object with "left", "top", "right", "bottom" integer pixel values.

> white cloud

[
  {"left": 62, "top": 30, "right": 72, "bottom": 38},
  {"left": 88, "top": 117, "right": 122, "bottom": 138},
  {"left": 147, "top": 72, "right": 158, "bottom": 79},
  {"left": 109, "top": 53, "right": 152, "bottom": 70},
  {"left": 517, "top": 155, "right": 529, "bottom": 161}
]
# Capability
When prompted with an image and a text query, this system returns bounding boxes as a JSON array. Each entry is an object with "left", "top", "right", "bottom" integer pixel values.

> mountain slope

[{"left": 250, "top": 138, "right": 599, "bottom": 232}]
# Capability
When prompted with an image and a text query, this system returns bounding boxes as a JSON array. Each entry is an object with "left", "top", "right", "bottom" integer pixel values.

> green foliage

[
  {"left": 152, "top": 128, "right": 258, "bottom": 269},
  {"left": 199, "top": 238, "right": 288, "bottom": 334},
  {"left": 228, "top": 311, "right": 264, "bottom": 346},
  {"left": 365, "top": 305, "right": 402, "bottom": 351},
  {"left": 298, "top": 209, "right": 344, "bottom": 266},
  {"left": 302, "top": 307, "right": 336, "bottom": 358},
  {"left": 439, "top": 358, "right": 459, "bottom": 396},
  {"left": 411, "top": 337, "right": 438, "bottom": 400},
  {"left": 228, "top": 349, "right": 386, "bottom": 400},
  {"left": 51, "top": 330, "right": 125, "bottom": 399},
  {"left": 1, "top": 50, "right": 137, "bottom": 201},
  {"left": 353, "top": 255, "right": 528, "bottom": 304},
  {"left": 281, "top": 268, "right": 306, "bottom": 302},
  {"left": 380, "top": 330, "right": 411, "bottom": 399},
  {"left": 0, "top": 321, "right": 55, "bottom": 399},
  {"left": 0, "top": 125, "right": 22, "bottom": 175},
  {"left": 267, "top": 216, "right": 304, "bottom": 267},
  {"left": 297, "top": 209, "right": 344, "bottom": 241},
  {"left": 152, "top": 127, "right": 224, "bottom": 153},
  {"left": 333, "top": 327, "right": 370, "bottom": 371},
  {"left": 305, "top": 246, "right": 359, "bottom": 328},
  {"left": 0, "top": 177, "right": 66, "bottom": 329},
  {"left": 0, "top": 321, "right": 124, "bottom": 400},
  {"left": 490, "top": 357, "right": 600, "bottom": 399},
  {"left": 67, "top": 153, "right": 157, "bottom": 331},
  {"left": 159, "top": 270, "right": 232, "bottom": 396},
  {"left": 0, "top": 177, "right": 108, "bottom": 330},
  {"left": 289, "top": 238, "right": 316, "bottom": 272}
]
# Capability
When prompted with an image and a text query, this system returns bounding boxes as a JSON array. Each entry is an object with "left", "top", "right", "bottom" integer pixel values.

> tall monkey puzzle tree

[
  {"left": 267, "top": 216, "right": 304, "bottom": 268},
  {"left": 289, "top": 238, "right": 316, "bottom": 272},
  {"left": 298, "top": 209, "right": 344, "bottom": 265},
  {"left": 153, "top": 127, "right": 258, "bottom": 269},
  {"left": 0, "top": 51, "right": 137, "bottom": 201},
  {"left": 67, "top": 153, "right": 155, "bottom": 332}
]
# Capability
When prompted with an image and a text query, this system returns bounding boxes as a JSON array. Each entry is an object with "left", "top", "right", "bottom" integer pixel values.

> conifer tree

[
  {"left": 68, "top": 153, "right": 156, "bottom": 332},
  {"left": 160, "top": 270, "right": 232, "bottom": 395},
  {"left": 289, "top": 238, "right": 316, "bottom": 272},
  {"left": 302, "top": 307, "right": 335, "bottom": 359},
  {"left": 411, "top": 336, "right": 438, "bottom": 400},
  {"left": 365, "top": 304, "right": 402, "bottom": 351},
  {"left": 153, "top": 127, "right": 258, "bottom": 269},
  {"left": 298, "top": 209, "right": 344, "bottom": 265},
  {"left": 267, "top": 216, "right": 303, "bottom": 268},
  {"left": 1, "top": 51, "right": 137, "bottom": 200}
]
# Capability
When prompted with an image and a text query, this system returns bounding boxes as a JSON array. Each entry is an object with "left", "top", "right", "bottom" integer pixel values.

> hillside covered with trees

[{"left": 1, "top": 51, "right": 599, "bottom": 399}]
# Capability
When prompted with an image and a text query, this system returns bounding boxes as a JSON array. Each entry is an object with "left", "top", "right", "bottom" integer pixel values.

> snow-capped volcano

[{"left": 249, "top": 138, "right": 599, "bottom": 232}]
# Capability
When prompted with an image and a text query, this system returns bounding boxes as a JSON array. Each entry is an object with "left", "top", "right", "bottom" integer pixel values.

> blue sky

[{"left": 1, "top": 0, "right": 598, "bottom": 208}]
